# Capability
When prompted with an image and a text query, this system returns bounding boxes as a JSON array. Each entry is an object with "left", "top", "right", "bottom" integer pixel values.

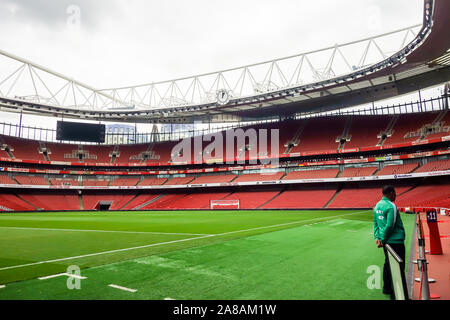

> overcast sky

[
  {"left": 0, "top": 0, "right": 425, "bottom": 88},
  {"left": 0, "top": 0, "right": 438, "bottom": 131}
]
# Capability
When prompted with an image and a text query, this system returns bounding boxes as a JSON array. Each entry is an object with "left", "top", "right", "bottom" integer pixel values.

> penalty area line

[{"left": 0, "top": 210, "right": 370, "bottom": 272}]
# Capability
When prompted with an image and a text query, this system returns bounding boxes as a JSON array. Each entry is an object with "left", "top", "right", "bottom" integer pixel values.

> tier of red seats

[
  {"left": 376, "top": 163, "right": 419, "bottom": 176},
  {"left": 233, "top": 171, "right": 284, "bottom": 182},
  {"left": 110, "top": 177, "right": 140, "bottom": 186},
  {"left": 139, "top": 177, "right": 168, "bottom": 186},
  {"left": 262, "top": 189, "right": 336, "bottom": 209},
  {"left": 49, "top": 178, "right": 79, "bottom": 186},
  {"left": 1, "top": 112, "right": 448, "bottom": 165},
  {"left": 415, "top": 159, "right": 450, "bottom": 173},
  {"left": 2, "top": 181, "right": 448, "bottom": 211},
  {"left": 0, "top": 174, "right": 17, "bottom": 185},
  {"left": 15, "top": 175, "right": 48, "bottom": 185},
  {"left": 1, "top": 135, "right": 44, "bottom": 161},
  {"left": 223, "top": 190, "right": 280, "bottom": 209},
  {"left": 0, "top": 193, "right": 36, "bottom": 211},
  {"left": 140, "top": 194, "right": 188, "bottom": 210},
  {"left": 283, "top": 169, "right": 339, "bottom": 180},
  {"left": 396, "top": 184, "right": 450, "bottom": 208},
  {"left": 328, "top": 186, "right": 411, "bottom": 208},
  {"left": 120, "top": 194, "right": 161, "bottom": 210},
  {"left": 289, "top": 117, "right": 345, "bottom": 153},
  {"left": 82, "top": 179, "right": 110, "bottom": 186},
  {"left": 162, "top": 192, "right": 231, "bottom": 209},
  {"left": 19, "top": 193, "right": 80, "bottom": 210},
  {"left": 339, "top": 167, "right": 378, "bottom": 178},
  {"left": 384, "top": 113, "right": 438, "bottom": 145},
  {"left": 165, "top": 177, "right": 195, "bottom": 185},
  {"left": 189, "top": 174, "right": 236, "bottom": 184},
  {"left": 82, "top": 194, "right": 135, "bottom": 210},
  {"left": 343, "top": 116, "right": 391, "bottom": 149}
]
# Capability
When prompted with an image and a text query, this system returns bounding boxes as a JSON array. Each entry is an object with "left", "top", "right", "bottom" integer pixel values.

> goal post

[{"left": 210, "top": 199, "right": 240, "bottom": 210}]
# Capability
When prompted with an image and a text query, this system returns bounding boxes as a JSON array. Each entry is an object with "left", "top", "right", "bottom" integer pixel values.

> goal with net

[{"left": 210, "top": 199, "right": 240, "bottom": 210}]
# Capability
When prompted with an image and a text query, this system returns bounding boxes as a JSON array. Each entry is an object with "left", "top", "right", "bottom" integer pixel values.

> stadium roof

[{"left": 0, "top": 0, "right": 448, "bottom": 123}]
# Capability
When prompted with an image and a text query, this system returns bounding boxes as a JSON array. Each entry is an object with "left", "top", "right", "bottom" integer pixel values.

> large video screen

[{"left": 56, "top": 121, "right": 105, "bottom": 143}]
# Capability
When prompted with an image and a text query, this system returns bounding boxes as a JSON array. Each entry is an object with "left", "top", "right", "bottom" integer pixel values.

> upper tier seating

[
  {"left": 0, "top": 111, "right": 448, "bottom": 165},
  {"left": 1, "top": 136, "right": 44, "bottom": 161},
  {"left": 384, "top": 113, "right": 439, "bottom": 145},
  {"left": 289, "top": 117, "right": 345, "bottom": 153},
  {"left": 343, "top": 116, "right": 391, "bottom": 149},
  {"left": 425, "top": 111, "right": 450, "bottom": 140}
]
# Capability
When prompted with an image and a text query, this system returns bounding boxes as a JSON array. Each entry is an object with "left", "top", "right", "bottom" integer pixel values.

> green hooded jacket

[{"left": 373, "top": 196, "right": 405, "bottom": 244}]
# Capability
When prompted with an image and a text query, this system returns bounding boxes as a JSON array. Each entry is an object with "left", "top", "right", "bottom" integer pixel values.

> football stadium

[{"left": 0, "top": 0, "right": 449, "bottom": 304}]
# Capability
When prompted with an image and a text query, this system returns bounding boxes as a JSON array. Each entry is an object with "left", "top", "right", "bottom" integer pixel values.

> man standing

[{"left": 373, "top": 185, "right": 406, "bottom": 299}]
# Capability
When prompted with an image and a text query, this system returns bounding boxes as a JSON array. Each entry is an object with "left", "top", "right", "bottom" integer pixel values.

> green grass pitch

[{"left": 0, "top": 210, "right": 415, "bottom": 300}]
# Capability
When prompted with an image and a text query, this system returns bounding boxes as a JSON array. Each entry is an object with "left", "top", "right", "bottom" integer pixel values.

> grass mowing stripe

[
  {"left": 0, "top": 226, "right": 211, "bottom": 236},
  {"left": 0, "top": 234, "right": 213, "bottom": 272},
  {"left": 0, "top": 210, "right": 369, "bottom": 273}
]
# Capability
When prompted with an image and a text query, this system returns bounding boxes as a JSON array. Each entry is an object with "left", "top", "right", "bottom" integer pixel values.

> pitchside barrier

[
  {"left": 385, "top": 244, "right": 409, "bottom": 300},
  {"left": 409, "top": 208, "right": 445, "bottom": 300}
]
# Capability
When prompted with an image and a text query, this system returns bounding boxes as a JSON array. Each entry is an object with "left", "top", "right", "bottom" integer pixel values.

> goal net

[{"left": 210, "top": 199, "right": 240, "bottom": 210}]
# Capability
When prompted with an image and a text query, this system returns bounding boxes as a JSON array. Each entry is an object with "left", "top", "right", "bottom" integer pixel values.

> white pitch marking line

[
  {"left": 67, "top": 274, "right": 87, "bottom": 280},
  {"left": 0, "top": 226, "right": 211, "bottom": 237},
  {"left": 164, "top": 297, "right": 176, "bottom": 300},
  {"left": 38, "top": 273, "right": 87, "bottom": 280},
  {"left": 0, "top": 210, "right": 370, "bottom": 272},
  {"left": 108, "top": 284, "right": 137, "bottom": 293},
  {"left": 38, "top": 273, "right": 68, "bottom": 280},
  {"left": 0, "top": 285, "right": 5, "bottom": 289}
]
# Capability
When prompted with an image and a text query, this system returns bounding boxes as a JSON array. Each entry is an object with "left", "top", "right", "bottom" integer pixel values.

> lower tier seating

[
  {"left": 1, "top": 181, "right": 448, "bottom": 211},
  {"left": 262, "top": 189, "right": 337, "bottom": 209}
]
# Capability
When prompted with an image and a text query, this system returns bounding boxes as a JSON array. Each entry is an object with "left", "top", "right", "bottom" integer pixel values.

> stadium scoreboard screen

[{"left": 56, "top": 121, "right": 105, "bottom": 143}]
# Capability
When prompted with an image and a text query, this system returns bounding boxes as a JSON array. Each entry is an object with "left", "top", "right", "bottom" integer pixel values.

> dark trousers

[{"left": 383, "top": 243, "right": 406, "bottom": 299}]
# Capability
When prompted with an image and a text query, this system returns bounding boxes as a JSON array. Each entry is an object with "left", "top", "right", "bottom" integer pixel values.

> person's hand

[{"left": 376, "top": 240, "right": 383, "bottom": 248}]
